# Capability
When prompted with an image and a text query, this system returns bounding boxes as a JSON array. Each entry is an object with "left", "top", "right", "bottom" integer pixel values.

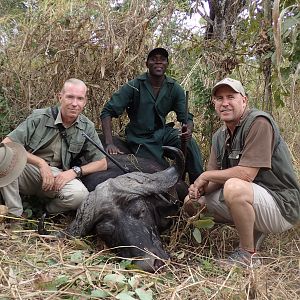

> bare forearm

[
  {"left": 205, "top": 182, "right": 222, "bottom": 194},
  {"left": 101, "top": 116, "right": 113, "bottom": 145},
  {"left": 200, "top": 166, "right": 259, "bottom": 185},
  {"left": 81, "top": 158, "right": 107, "bottom": 176},
  {"left": 1, "top": 137, "right": 13, "bottom": 144},
  {"left": 2, "top": 136, "right": 47, "bottom": 168}
]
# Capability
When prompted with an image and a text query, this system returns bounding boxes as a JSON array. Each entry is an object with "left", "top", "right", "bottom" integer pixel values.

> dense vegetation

[{"left": 0, "top": 1, "right": 299, "bottom": 299}]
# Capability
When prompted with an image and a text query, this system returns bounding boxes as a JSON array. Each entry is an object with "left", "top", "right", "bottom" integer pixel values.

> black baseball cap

[{"left": 147, "top": 47, "right": 169, "bottom": 61}]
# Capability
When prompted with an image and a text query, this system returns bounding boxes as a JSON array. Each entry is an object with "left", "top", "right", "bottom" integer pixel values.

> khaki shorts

[{"left": 205, "top": 183, "right": 293, "bottom": 233}]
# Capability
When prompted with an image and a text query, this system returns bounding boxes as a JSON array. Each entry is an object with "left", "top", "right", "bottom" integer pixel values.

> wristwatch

[{"left": 72, "top": 166, "right": 82, "bottom": 178}]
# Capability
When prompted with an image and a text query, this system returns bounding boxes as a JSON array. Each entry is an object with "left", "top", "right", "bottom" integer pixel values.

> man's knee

[
  {"left": 223, "top": 178, "right": 251, "bottom": 205},
  {"left": 67, "top": 186, "right": 89, "bottom": 209},
  {"left": 52, "top": 185, "right": 89, "bottom": 212}
]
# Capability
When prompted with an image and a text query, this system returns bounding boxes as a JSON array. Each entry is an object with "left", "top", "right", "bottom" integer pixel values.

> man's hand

[
  {"left": 180, "top": 124, "right": 193, "bottom": 142},
  {"left": 53, "top": 170, "right": 77, "bottom": 191},
  {"left": 188, "top": 176, "right": 209, "bottom": 199},
  {"left": 188, "top": 183, "right": 202, "bottom": 199},
  {"left": 106, "top": 143, "right": 124, "bottom": 155},
  {"left": 39, "top": 164, "right": 55, "bottom": 191}
]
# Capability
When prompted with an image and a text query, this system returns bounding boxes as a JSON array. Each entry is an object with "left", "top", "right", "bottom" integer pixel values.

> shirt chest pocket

[
  {"left": 68, "top": 141, "right": 84, "bottom": 156},
  {"left": 27, "top": 132, "right": 47, "bottom": 152},
  {"left": 228, "top": 150, "right": 242, "bottom": 167}
]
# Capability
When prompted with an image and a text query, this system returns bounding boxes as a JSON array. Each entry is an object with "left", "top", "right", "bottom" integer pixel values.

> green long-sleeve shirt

[{"left": 100, "top": 73, "right": 192, "bottom": 138}]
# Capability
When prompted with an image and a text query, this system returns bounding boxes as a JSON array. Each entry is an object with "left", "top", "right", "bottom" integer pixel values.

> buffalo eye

[
  {"left": 132, "top": 206, "right": 147, "bottom": 219},
  {"left": 127, "top": 200, "right": 148, "bottom": 220},
  {"left": 95, "top": 220, "right": 115, "bottom": 237}
]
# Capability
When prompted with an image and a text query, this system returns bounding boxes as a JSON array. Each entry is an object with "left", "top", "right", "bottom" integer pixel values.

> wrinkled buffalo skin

[{"left": 68, "top": 137, "right": 188, "bottom": 272}]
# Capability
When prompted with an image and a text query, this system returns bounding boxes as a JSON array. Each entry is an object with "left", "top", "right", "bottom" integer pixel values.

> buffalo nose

[{"left": 153, "top": 258, "right": 165, "bottom": 270}]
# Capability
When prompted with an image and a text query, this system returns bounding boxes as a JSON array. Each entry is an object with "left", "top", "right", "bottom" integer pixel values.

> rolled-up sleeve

[
  {"left": 82, "top": 127, "right": 106, "bottom": 162},
  {"left": 7, "top": 113, "right": 38, "bottom": 147}
]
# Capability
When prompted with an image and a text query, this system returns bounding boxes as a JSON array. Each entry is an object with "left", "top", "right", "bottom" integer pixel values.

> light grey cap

[{"left": 212, "top": 78, "right": 246, "bottom": 97}]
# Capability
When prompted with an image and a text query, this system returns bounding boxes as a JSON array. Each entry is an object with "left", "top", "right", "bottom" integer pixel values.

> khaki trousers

[
  {"left": 205, "top": 183, "right": 293, "bottom": 233},
  {"left": 0, "top": 164, "right": 89, "bottom": 216}
]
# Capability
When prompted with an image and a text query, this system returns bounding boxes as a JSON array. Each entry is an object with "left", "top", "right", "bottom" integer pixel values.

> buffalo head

[{"left": 63, "top": 146, "right": 184, "bottom": 272}]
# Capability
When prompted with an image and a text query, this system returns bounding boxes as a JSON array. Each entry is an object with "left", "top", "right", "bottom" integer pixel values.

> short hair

[{"left": 61, "top": 78, "right": 87, "bottom": 94}]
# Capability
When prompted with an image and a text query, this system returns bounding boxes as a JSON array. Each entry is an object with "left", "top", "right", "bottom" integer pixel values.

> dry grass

[
  {"left": 0, "top": 215, "right": 299, "bottom": 300},
  {"left": 0, "top": 2, "right": 299, "bottom": 299},
  {"left": 0, "top": 0, "right": 176, "bottom": 136}
]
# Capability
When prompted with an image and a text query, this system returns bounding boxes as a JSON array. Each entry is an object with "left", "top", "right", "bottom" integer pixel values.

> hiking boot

[{"left": 219, "top": 248, "right": 262, "bottom": 269}]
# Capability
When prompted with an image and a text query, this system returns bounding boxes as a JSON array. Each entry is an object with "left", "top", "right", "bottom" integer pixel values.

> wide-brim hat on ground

[
  {"left": 212, "top": 78, "right": 246, "bottom": 97},
  {"left": 147, "top": 47, "right": 169, "bottom": 61},
  {"left": 0, "top": 142, "right": 27, "bottom": 187}
]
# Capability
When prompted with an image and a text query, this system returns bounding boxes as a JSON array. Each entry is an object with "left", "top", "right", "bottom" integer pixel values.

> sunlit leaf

[
  {"left": 120, "top": 259, "right": 134, "bottom": 269},
  {"left": 103, "top": 274, "right": 127, "bottom": 287},
  {"left": 192, "top": 228, "right": 202, "bottom": 244},
  {"left": 47, "top": 258, "right": 58, "bottom": 266},
  {"left": 128, "top": 276, "right": 139, "bottom": 289},
  {"left": 116, "top": 291, "right": 136, "bottom": 300},
  {"left": 70, "top": 250, "right": 83, "bottom": 263},
  {"left": 54, "top": 275, "right": 69, "bottom": 287},
  {"left": 90, "top": 289, "right": 110, "bottom": 298},
  {"left": 193, "top": 218, "right": 215, "bottom": 229},
  {"left": 135, "top": 287, "right": 153, "bottom": 300}
]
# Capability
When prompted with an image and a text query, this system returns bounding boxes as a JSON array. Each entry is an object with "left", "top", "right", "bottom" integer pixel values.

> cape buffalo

[
  {"left": 69, "top": 145, "right": 186, "bottom": 272},
  {"left": 39, "top": 137, "right": 188, "bottom": 272}
]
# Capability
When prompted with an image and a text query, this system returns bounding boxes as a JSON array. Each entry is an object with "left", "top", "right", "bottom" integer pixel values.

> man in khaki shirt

[
  {"left": 185, "top": 78, "right": 300, "bottom": 268},
  {"left": 0, "top": 78, "right": 107, "bottom": 217}
]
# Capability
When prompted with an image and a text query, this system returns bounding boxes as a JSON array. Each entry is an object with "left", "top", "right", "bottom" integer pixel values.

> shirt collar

[{"left": 55, "top": 107, "right": 79, "bottom": 128}]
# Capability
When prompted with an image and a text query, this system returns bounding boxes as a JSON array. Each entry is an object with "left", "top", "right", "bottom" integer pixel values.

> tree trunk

[{"left": 262, "top": 0, "right": 273, "bottom": 113}]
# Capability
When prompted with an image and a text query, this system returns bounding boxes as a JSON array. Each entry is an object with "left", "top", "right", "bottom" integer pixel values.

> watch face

[{"left": 73, "top": 166, "right": 81, "bottom": 176}]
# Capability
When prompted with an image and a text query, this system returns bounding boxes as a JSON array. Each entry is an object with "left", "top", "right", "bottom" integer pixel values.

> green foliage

[
  {"left": 35, "top": 274, "right": 70, "bottom": 291},
  {"left": 192, "top": 76, "right": 217, "bottom": 148},
  {"left": 193, "top": 216, "right": 215, "bottom": 229},
  {"left": 192, "top": 77, "right": 213, "bottom": 111},
  {"left": 192, "top": 227, "right": 202, "bottom": 243},
  {"left": 272, "top": 5, "right": 300, "bottom": 106},
  {"left": 0, "top": 0, "right": 27, "bottom": 17},
  {"left": 90, "top": 289, "right": 110, "bottom": 298},
  {"left": 192, "top": 215, "right": 215, "bottom": 244},
  {"left": 0, "top": 91, "right": 13, "bottom": 139},
  {"left": 101, "top": 273, "right": 154, "bottom": 300},
  {"left": 70, "top": 250, "right": 84, "bottom": 263},
  {"left": 135, "top": 288, "right": 153, "bottom": 300}
]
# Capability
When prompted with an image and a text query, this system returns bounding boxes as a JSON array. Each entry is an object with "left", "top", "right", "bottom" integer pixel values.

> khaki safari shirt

[{"left": 8, "top": 107, "right": 105, "bottom": 170}]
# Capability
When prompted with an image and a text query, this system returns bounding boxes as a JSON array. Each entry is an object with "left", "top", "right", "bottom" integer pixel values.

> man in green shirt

[
  {"left": 0, "top": 78, "right": 107, "bottom": 217},
  {"left": 101, "top": 48, "right": 203, "bottom": 183}
]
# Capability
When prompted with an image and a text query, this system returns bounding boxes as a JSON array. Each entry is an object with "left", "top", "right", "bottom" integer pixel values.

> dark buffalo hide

[
  {"left": 81, "top": 136, "right": 188, "bottom": 200},
  {"left": 59, "top": 137, "right": 188, "bottom": 272}
]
